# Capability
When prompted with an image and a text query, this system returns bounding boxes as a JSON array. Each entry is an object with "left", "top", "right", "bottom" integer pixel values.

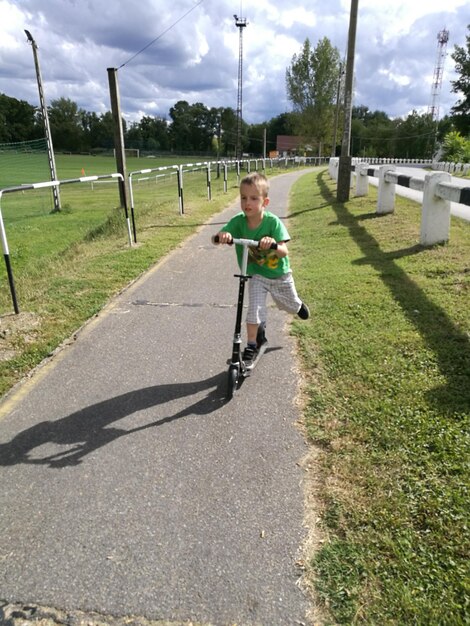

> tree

[
  {"left": 350, "top": 106, "right": 395, "bottom": 157},
  {"left": 450, "top": 24, "right": 470, "bottom": 135},
  {"left": 394, "top": 111, "right": 436, "bottom": 159},
  {"left": 0, "top": 93, "right": 42, "bottom": 143},
  {"left": 169, "top": 101, "right": 193, "bottom": 152},
  {"left": 286, "top": 37, "right": 341, "bottom": 155},
  {"left": 48, "top": 97, "right": 84, "bottom": 151},
  {"left": 441, "top": 130, "right": 470, "bottom": 162},
  {"left": 137, "top": 116, "right": 169, "bottom": 152},
  {"left": 219, "top": 107, "right": 238, "bottom": 156}
]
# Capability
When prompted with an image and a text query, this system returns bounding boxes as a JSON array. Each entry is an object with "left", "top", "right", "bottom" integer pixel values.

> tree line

[{"left": 1, "top": 24, "right": 469, "bottom": 161}]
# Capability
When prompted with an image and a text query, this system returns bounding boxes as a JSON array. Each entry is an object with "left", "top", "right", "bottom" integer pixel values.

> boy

[{"left": 214, "top": 172, "right": 309, "bottom": 366}]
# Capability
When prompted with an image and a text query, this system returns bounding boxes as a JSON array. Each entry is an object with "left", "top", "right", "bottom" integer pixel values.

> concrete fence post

[
  {"left": 355, "top": 163, "right": 369, "bottom": 196},
  {"left": 329, "top": 157, "right": 339, "bottom": 180},
  {"left": 377, "top": 165, "right": 396, "bottom": 214},
  {"left": 421, "top": 171, "right": 452, "bottom": 246}
]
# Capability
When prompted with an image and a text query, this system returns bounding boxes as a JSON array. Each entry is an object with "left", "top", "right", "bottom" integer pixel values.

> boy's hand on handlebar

[
  {"left": 259, "top": 236, "right": 276, "bottom": 250},
  {"left": 214, "top": 232, "right": 233, "bottom": 244}
]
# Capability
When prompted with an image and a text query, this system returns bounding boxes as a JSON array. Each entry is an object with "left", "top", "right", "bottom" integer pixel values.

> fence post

[
  {"left": 377, "top": 165, "right": 396, "bottom": 214},
  {"left": 206, "top": 163, "right": 211, "bottom": 201},
  {"left": 421, "top": 172, "right": 451, "bottom": 246},
  {"left": 0, "top": 200, "right": 19, "bottom": 314},
  {"left": 355, "top": 162, "right": 369, "bottom": 196},
  {"left": 177, "top": 165, "right": 184, "bottom": 215},
  {"left": 329, "top": 157, "right": 339, "bottom": 181}
]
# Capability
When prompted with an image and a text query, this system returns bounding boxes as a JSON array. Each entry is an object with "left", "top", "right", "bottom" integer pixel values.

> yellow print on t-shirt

[{"left": 249, "top": 247, "right": 279, "bottom": 270}]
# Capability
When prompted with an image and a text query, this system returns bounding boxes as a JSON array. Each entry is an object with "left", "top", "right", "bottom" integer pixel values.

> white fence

[
  {"left": 432, "top": 161, "right": 470, "bottom": 176},
  {"left": 328, "top": 158, "right": 470, "bottom": 246},
  {"left": 0, "top": 173, "right": 125, "bottom": 314},
  {"left": 127, "top": 156, "right": 327, "bottom": 242},
  {"left": 0, "top": 157, "right": 327, "bottom": 313}
]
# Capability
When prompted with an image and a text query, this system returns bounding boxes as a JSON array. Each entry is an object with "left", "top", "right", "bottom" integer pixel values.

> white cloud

[{"left": 0, "top": 0, "right": 468, "bottom": 124}]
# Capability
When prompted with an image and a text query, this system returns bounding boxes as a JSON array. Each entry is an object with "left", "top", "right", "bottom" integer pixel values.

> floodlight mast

[
  {"left": 234, "top": 14, "right": 247, "bottom": 160},
  {"left": 24, "top": 29, "right": 61, "bottom": 212}
]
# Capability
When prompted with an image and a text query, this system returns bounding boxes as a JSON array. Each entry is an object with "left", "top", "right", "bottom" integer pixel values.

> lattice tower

[
  {"left": 234, "top": 14, "right": 247, "bottom": 160},
  {"left": 428, "top": 28, "right": 449, "bottom": 122}
]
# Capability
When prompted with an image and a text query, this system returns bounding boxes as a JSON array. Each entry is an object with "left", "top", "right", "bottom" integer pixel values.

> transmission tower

[
  {"left": 234, "top": 13, "right": 247, "bottom": 160},
  {"left": 428, "top": 28, "right": 449, "bottom": 122}
]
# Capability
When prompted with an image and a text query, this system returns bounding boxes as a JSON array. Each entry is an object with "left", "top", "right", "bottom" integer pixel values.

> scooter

[{"left": 212, "top": 235, "right": 277, "bottom": 400}]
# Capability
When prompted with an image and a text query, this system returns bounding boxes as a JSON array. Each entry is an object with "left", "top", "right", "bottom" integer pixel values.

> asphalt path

[
  {"left": 0, "top": 170, "right": 313, "bottom": 625},
  {"left": 366, "top": 165, "right": 470, "bottom": 221}
]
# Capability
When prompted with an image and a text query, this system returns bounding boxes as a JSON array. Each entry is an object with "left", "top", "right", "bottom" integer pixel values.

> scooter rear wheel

[{"left": 227, "top": 365, "right": 239, "bottom": 400}]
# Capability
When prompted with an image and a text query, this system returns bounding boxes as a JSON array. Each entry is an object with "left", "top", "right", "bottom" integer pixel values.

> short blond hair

[{"left": 240, "top": 172, "right": 269, "bottom": 198}]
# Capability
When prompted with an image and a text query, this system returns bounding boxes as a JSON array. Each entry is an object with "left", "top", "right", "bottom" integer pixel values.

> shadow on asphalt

[{"left": 0, "top": 372, "right": 227, "bottom": 469}]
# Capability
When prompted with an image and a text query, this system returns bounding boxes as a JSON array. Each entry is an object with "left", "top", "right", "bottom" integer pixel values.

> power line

[{"left": 118, "top": 0, "right": 204, "bottom": 69}]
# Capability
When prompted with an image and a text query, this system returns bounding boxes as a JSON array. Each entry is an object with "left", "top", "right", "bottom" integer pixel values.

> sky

[{"left": 0, "top": 0, "right": 469, "bottom": 126}]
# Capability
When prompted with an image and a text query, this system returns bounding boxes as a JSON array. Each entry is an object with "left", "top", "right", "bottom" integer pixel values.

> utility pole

[
  {"left": 24, "top": 30, "right": 61, "bottom": 212},
  {"left": 107, "top": 68, "right": 128, "bottom": 210},
  {"left": 331, "top": 62, "right": 344, "bottom": 157},
  {"left": 337, "top": 0, "right": 359, "bottom": 202}
]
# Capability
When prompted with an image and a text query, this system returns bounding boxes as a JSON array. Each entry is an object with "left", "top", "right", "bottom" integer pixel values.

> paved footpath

[{"left": 0, "top": 170, "right": 314, "bottom": 626}]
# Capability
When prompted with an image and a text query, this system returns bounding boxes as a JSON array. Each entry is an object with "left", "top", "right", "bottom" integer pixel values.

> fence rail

[
  {"left": 0, "top": 157, "right": 327, "bottom": 314},
  {"left": 0, "top": 173, "right": 124, "bottom": 314},
  {"left": 128, "top": 156, "right": 327, "bottom": 242},
  {"left": 328, "top": 158, "right": 470, "bottom": 247}
]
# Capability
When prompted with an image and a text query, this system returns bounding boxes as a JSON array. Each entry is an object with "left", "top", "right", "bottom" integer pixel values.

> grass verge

[{"left": 288, "top": 170, "right": 469, "bottom": 624}]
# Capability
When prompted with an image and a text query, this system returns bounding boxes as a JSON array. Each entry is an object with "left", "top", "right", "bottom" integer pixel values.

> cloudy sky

[{"left": 1, "top": 0, "right": 469, "bottom": 125}]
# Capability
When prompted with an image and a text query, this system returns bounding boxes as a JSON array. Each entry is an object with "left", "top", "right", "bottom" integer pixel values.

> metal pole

[
  {"left": 206, "top": 163, "right": 212, "bottom": 200},
  {"left": 24, "top": 30, "right": 61, "bottom": 213},
  {"left": 177, "top": 165, "right": 184, "bottom": 215},
  {"left": 0, "top": 199, "right": 19, "bottom": 314},
  {"left": 337, "top": 0, "right": 359, "bottom": 202}
]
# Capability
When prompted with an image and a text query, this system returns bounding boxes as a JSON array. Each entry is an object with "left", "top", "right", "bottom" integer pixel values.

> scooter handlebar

[{"left": 212, "top": 235, "right": 278, "bottom": 250}]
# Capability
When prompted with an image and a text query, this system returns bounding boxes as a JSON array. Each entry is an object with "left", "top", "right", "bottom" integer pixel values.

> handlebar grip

[
  {"left": 270, "top": 242, "right": 278, "bottom": 250},
  {"left": 212, "top": 234, "right": 233, "bottom": 245}
]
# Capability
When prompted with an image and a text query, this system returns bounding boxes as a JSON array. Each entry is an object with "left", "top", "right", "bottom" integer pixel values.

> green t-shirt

[{"left": 221, "top": 211, "right": 291, "bottom": 278}]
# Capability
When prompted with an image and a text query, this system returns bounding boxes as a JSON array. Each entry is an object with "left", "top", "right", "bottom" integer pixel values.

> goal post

[{"left": 113, "top": 148, "right": 140, "bottom": 158}]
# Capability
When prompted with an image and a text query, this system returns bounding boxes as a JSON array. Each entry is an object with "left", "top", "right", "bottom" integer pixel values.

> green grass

[
  {"left": 0, "top": 152, "right": 220, "bottom": 188},
  {"left": 288, "top": 171, "right": 469, "bottom": 624}
]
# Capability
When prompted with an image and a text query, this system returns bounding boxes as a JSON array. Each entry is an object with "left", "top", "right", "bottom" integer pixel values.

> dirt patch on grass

[{"left": 0, "top": 311, "right": 41, "bottom": 361}]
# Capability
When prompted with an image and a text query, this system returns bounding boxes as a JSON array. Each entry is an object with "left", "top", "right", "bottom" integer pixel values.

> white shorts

[{"left": 246, "top": 272, "right": 302, "bottom": 325}]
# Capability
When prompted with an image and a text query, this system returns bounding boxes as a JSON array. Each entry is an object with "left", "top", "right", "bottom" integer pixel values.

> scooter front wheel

[{"left": 227, "top": 365, "right": 239, "bottom": 400}]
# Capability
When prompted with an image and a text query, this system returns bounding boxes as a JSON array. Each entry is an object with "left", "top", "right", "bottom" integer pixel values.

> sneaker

[
  {"left": 242, "top": 344, "right": 258, "bottom": 367},
  {"left": 297, "top": 302, "right": 310, "bottom": 320}
]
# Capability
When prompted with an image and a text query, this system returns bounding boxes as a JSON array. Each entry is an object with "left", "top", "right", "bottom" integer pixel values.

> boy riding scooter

[{"left": 214, "top": 172, "right": 309, "bottom": 369}]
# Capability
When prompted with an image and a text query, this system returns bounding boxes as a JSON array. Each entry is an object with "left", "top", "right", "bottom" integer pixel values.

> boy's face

[{"left": 240, "top": 182, "right": 269, "bottom": 219}]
